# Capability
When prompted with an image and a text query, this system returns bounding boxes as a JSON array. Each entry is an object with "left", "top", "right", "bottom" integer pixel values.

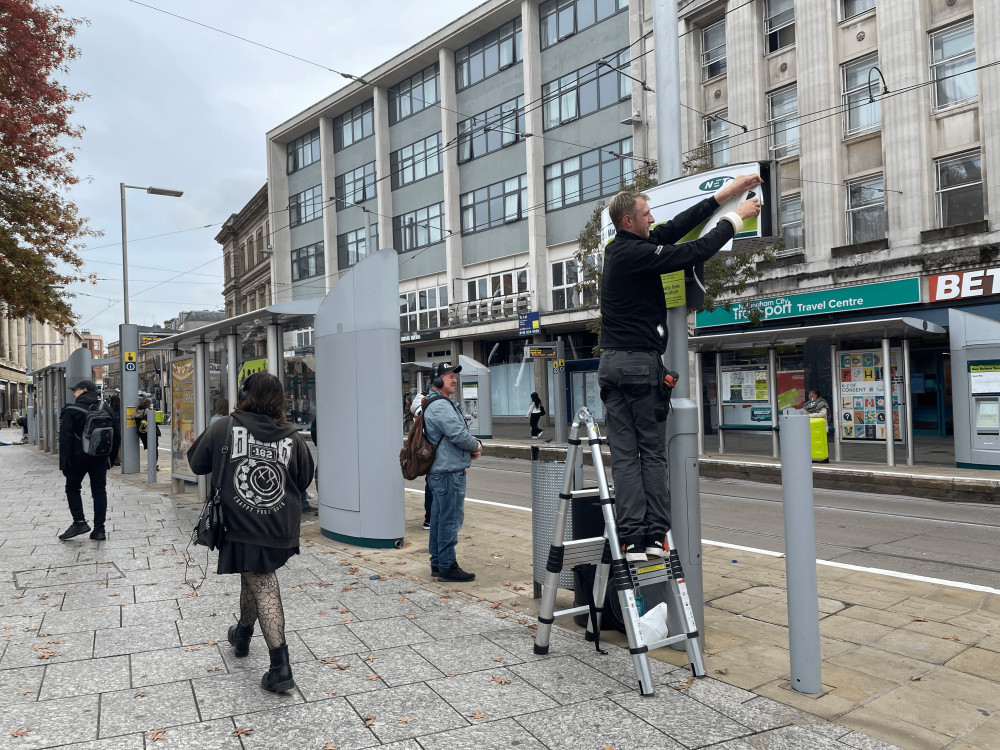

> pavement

[{"left": 1, "top": 424, "right": 998, "bottom": 750}]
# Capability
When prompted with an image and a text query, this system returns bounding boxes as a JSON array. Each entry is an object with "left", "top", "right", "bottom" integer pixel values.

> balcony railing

[{"left": 446, "top": 290, "right": 533, "bottom": 328}]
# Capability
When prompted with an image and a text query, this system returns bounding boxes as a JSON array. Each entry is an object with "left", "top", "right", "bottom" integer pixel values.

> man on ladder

[{"left": 599, "top": 178, "right": 761, "bottom": 562}]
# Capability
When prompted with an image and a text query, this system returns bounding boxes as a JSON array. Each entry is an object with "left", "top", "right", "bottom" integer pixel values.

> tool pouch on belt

[{"left": 657, "top": 363, "right": 680, "bottom": 422}]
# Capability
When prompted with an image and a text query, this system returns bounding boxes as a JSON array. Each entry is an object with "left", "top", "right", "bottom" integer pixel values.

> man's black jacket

[
  {"left": 59, "top": 390, "right": 113, "bottom": 471},
  {"left": 599, "top": 196, "right": 736, "bottom": 354}
]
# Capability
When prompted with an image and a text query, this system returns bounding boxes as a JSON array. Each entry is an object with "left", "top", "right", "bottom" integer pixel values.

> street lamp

[
  {"left": 119, "top": 183, "right": 183, "bottom": 475},
  {"left": 120, "top": 183, "right": 184, "bottom": 325}
]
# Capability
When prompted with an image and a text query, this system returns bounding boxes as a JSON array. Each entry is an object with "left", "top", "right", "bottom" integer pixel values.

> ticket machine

[
  {"left": 949, "top": 309, "right": 1000, "bottom": 469},
  {"left": 457, "top": 355, "right": 492, "bottom": 439}
]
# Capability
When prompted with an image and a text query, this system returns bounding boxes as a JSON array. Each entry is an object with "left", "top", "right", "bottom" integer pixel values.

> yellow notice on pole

[
  {"left": 124, "top": 351, "right": 137, "bottom": 363},
  {"left": 662, "top": 270, "right": 686, "bottom": 309}
]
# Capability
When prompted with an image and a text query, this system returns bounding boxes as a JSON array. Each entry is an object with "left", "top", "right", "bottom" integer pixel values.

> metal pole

[
  {"left": 831, "top": 342, "right": 841, "bottom": 463},
  {"left": 779, "top": 414, "right": 823, "bottom": 694},
  {"left": 120, "top": 183, "right": 130, "bottom": 325},
  {"left": 194, "top": 341, "right": 209, "bottom": 501},
  {"left": 769, "top": 347, "right": 778, "bottom": 458},
  {"left": 903, "top": 338, "right": 914, "bottom": 466},
  {"left": 882, "top": 337, "right": 894, "bottom": 467},
  {"left": 226, "top": 333, "right": 239, "bottom": 407},
  {"left": 694, "top": 350, "right": 703, "bottom": 456},
  {"left": 554, "top": 338, "right": 567, "bottom": 443},
  {"left": 120, "top": 324, "right": 140, "bottom": 473},
  {"left": 25, "top": 316, "right": 36, "bottom": 444},
  {"left": 655, "top": 0, "right": 703, "bottom": 647},
  {"left": 267, "top": 324, "right": 284, "bottom": 387},
  {"left": 146, "top": 407, "right": 157, "bottom": 483},
  {"left": 716, "top": 353, "right": 725, "bottom": 454}
]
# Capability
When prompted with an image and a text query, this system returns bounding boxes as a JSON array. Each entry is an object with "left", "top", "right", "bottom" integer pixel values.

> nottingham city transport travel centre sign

[{"left": 695, "top": 278, "right": 921, "bottom": 327}]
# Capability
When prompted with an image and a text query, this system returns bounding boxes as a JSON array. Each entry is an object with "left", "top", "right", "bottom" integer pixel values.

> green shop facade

[{"left": 691, "top": 272, "right": 1000, "bottom": 469}]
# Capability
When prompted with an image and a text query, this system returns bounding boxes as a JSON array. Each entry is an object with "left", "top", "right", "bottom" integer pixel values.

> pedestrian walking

[
  {"left": 134, "top": 396, "right": 160, "bottom": 471},
  {"left": 422, "top": 362, "right": 483, "bottom": 582},
  {"left": 58, "top": 380, "right": 112, "bottom": 541},
  {"left": 187, "top": 372, "right": 315, "bottom": 693},
  {"left": 599, "top": 176, "right": 761, "bottom": 562},
  {"left": 526, "top": 391, "right": 545, "bottom": 439},
  {"left": 108, "top": 394, "right": 122, "bottom": 467}
]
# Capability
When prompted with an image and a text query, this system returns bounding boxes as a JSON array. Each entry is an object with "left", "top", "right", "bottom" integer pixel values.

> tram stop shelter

[{"left": 690, "top": 317, "right": 946, "bottom": 467}]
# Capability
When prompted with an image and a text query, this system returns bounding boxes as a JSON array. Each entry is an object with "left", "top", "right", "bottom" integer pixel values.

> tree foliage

[
  {"left": 0, "top": 1, "right": 97, "bottom": 326},
  {"left": 573, "top": 150, "right": 776, "bottom": 353}
]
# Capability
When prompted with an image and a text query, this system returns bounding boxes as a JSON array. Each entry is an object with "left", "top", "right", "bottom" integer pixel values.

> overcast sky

[{"left": 62, "top": 0, "right": 484, "bottom": 345}]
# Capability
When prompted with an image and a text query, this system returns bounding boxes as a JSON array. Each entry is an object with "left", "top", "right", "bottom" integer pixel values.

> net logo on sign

[{"left": 124, "top": 351, "right": 137, "bottom": 372}]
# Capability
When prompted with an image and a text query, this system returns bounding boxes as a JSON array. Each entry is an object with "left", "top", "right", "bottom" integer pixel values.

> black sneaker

[
  {"left": 431, "top": 567, "right": 440, "bottom": 579},
  {"left": 621, "top": 541, "right": 647, "bottom": 563},
  {"left": 422, "top": 520, "right": 430, "bottom": 530},
  {"left": 301, "top": 503, "right": 318, "bottom": 514},
  {"left": 58, "top": 521, "right": 91, "bottom": 541},
  {"left": 90, "top": 527, "right": 106, "bottom": 541},
  {"left": 644, "top": 537, "right": 667, "bottom": 559},
  {"left": 437, "top": 565, "right": 475, "bottom": 582}
]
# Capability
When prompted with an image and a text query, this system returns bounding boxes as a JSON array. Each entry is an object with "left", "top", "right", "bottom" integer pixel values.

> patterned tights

[{"left": 238, "top": 571, "right": 286, "bottom": 649}]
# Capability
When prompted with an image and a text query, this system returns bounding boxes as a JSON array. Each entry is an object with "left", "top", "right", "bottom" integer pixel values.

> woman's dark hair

[
  {"left": 530, "top": 391, "right": 541, "bottom": 406},
  {"left": 237, "top": 373, "right": 286, "bottom": 424},
  {"left": 109, "top": 394, "right": 120, "bottom": 410},
  {"left": 137, "top": 397, "right": 152, "bottom": 411},
  {"left": 213, "top": 398, "right": 229, "bottom": 415}
]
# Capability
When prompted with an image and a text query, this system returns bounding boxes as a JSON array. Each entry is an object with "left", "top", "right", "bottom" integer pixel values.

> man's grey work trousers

[{"left": 597, "top": 348, "right": 670, "bottom": 547}]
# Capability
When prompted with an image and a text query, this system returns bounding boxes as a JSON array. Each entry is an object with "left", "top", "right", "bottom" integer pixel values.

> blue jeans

[
  {"left": 598, "top": 349, "right": 670, "bottom": 546},
  {"left": 427, "top": 470, "right": 466, "bottom": 571}
]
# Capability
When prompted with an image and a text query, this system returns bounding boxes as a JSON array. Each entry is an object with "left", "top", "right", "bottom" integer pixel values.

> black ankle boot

[
  {"left": 227, "top": 620, "right": 254, "bottom": 657},
  {"left": 261, "top": 643, "right": 294, "bottom": 692}
]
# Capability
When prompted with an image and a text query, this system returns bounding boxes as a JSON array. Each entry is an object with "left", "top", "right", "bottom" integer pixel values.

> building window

[
  {"left": 936, "top": 150, "right": 983, "bottom": 227},
  {"left": 286, "top": 129, "right": 320, "bottom": 173},
  {"left": 551, "top": 259, "right": 580, "bottom": 311},
  {"left": 458, "top": 95, "right": 526, "bottom": 163},
  {"left": 542, "top": 48, "right": 631, "bottom": 130},
  {"left": 467, "top": 270, "right": 529, "bottom": 302},
  {"left": 288, "top": 185, "right": 323, "bottom": 227},
  {"left": 545, "top": 138, "right": 633, "bottom": 211},
  {"left": 768, "top": 86, "right": 799, "bottom": 158},
  {"left": 390, "top": 133, "right": 442, "bottom": 189},
  {"left": 779, "top": 195, "right": 803, "bottom": 252},
  {"left": 456, "top": 18, "right": 522, "bottom": 91},
  {"left": 701, "top": 20, "right": 727, "bottom": 80},
  {"left": 393, "top": 202, "right": 446, "bottom": 252},
  {"left": 294, "top": 329, "right": 314, "bottom": 348},
  {"left": 400, "top": 285, "right": 449, "bottom": 332},
  {"left": 764, "top": 0, "right": 795, "bottom": 53},
  {"left": 846, "top": 174, "right": 885, "bottom": 244},
  {"left": 931, "top": 20, "right": 976, "bottom": 109},
  {"left": 337, "top": 226, "right": 378, "bottom": 269},
  {"left": 843, "top": 54, "right": 881, "bottom": 136},
  {"left": 333, "top": 100, "right": 374, "bottom": 151},
  {"left": 704, "top": 114, "right": 729, "bottom": 167},
  {"left": 460, "top": 175, "right": 528, "bottom": 234},
  {"left": 842, "top": 0, "right": 875, "bottom": 20},
  {"left": 334, "top": 162, "right": 376, "bottom": 210},
  {"left": 539, "top": 0, "right": 628, "bottom": 49},
  {"left": 389, "top": 63, "right": 439, "bottom": 125},
  {"left": 291, "top": 242, "right": 324, "bottom": 282}
]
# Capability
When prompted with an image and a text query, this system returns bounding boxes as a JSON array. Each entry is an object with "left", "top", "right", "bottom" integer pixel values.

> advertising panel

[
  {"left": 170, "top": 358, "right": 196, "bottom": 481},
  {"left": 837, "top": 349, "right": 904, "bottom": 442}
]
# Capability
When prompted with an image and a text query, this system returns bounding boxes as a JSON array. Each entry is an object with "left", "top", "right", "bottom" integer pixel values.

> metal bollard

[{"left": 779, "top": 414, "right": 822, "bottom": 694}]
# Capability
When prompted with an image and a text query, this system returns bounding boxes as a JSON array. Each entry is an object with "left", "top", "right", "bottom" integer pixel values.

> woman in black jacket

[{"left": 187, "top": 373, "right": 315, "bottom": 693}]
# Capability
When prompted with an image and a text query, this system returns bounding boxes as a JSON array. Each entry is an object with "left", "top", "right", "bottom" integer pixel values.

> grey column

[
  {"left": 779, "top": 414, "right": 823, "bottom": 694},
  {"left": 831, "top": 342, "right": 841, "bottom": 463},
  {"left": 318, "top": 115, "right": 339, "bottom": 292},
  {"left": 194, "top": 341, "right": 209, "bottom": 502},
  {"left": 694, "top": 351, "right": 703, "bottom": 456},
  {"left": 372, "top": 86, "right": 393, "bottom": 248},
  {"left": 882, "top": 337, "right": 894, "bottom": 467},
  {"left": 266, "top": 324, "right": 283, "bottom": 387},
  {"left": 521, "top": 0, "right": 548, "bottom": 313},
  {"left": 226, "top": 333, "right": 239, "bottom": 406},
  {"left": 120, "top": 324, "right": 140, "bottom": 474},
  {"left": 438, "top": 46, "right": 463, "bottom": 301},
  {"left": 903, "top": 338, "right": 914, "bottom": 467}
]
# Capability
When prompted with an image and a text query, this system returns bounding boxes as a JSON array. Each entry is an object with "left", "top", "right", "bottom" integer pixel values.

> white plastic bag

[{"left": 638, "top": 602, "right": 670, "bottom": 642}]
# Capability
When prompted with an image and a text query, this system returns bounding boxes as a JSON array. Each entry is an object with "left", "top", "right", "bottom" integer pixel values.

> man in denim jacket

[{"left": 422, "top": 362, "right": 482, "bottom": 582}]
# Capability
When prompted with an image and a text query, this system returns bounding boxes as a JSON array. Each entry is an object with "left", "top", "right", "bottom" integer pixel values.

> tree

[
  {"left": 573, "top": 154, "right": 775, "bottom": 355},
  {"left": 0, "top": 1, "right": 97, "bottom": 327}
]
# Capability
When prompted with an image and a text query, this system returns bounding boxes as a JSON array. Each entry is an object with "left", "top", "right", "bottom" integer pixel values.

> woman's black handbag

[{"left": 193, "top": 417, "right": 233, "bottom": 550}]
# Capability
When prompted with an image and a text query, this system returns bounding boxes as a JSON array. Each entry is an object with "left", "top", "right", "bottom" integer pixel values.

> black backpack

[
  {"left": 68, "top": 402, "right": 115, "bottom": 457},
  {"left": 399, "top": 394, "right": 448, "bottom": 480}
]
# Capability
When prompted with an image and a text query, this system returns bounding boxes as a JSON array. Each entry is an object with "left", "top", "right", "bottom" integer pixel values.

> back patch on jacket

[{"left": 231, "top": 426, "right": 294, "bottom": 512}]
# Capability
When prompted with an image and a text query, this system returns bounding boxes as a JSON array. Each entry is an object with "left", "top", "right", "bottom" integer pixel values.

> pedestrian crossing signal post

[{"left": 120, "top": 324, "right": 141, "bottom": 474}]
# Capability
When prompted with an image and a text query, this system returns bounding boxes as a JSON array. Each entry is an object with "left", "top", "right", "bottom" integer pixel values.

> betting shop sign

[{"left": 928, "top": 266, "right": 1000, "bottom": 302}]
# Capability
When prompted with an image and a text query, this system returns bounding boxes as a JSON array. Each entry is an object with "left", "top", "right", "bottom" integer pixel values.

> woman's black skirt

[{"left": 217, "top": 541, "right": 299, "bottom": 575}]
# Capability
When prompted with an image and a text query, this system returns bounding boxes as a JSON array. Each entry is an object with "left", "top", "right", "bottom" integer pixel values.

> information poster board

[
  {"left": 837, "top": 349, "right": 904, "bottom": 442},
  {"left": 721, "top": 365, "right": 770, "bottom": 403},
  {"left": 170, "top": 358, "right": 196, "bottom": 481},
  {"left": 969, "top": 361, "right": 1000, "bottom": 395}
]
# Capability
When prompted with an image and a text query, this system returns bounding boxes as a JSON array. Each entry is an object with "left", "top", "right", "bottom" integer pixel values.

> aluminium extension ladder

[{"left": 533, "top": 406, "right": 706, "bottom": 696}]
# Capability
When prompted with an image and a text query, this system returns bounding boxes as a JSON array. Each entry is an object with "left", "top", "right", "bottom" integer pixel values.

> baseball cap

[
  {"left": 71, "top": 379, "right": 98, "bottom": 392},
  {"left": 432, "top": 362, "right": 462, "bottom": 378}
]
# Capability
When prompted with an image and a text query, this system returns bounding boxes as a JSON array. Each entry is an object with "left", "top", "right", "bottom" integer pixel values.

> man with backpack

[
  {"left": 58, "top": 379, "right": 115, "bottom": 541},
  {"left": 420, "top": 362, "right": 482, "bottom": 582}
]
